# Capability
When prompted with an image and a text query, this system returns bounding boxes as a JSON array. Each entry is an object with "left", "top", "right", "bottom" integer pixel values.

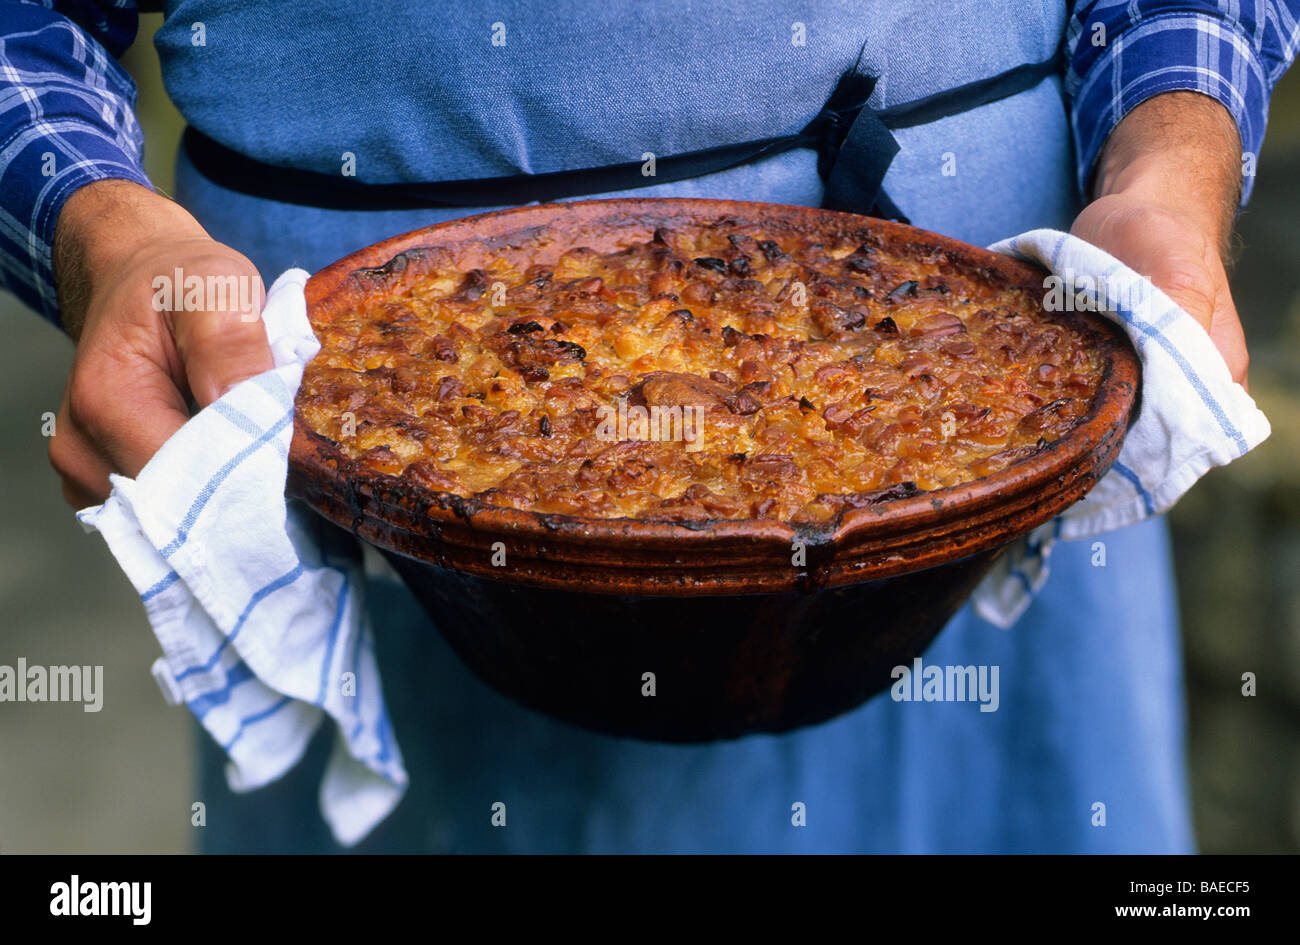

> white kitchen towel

[
  {"left": 77, "top": 268, "right": 405, "bottom": 847},
  {"left": 970, "top": 229, "right": 1272, "bottom": 627}
]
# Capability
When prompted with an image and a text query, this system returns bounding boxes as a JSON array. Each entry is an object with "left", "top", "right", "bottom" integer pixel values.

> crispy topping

[{"left": 298, "top": 223, "right": 1104, "bottom": 523}]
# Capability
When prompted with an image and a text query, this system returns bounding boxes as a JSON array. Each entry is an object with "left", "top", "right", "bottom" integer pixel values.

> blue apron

[{"left": 159, "top": 0, "right": 1194, "bottom": 852}]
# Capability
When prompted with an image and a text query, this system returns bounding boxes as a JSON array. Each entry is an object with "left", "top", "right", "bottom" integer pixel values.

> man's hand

[
  {"left": 49, "top": 180, "right": 271, "bottom": 507},
  {"left": 1070, "top": 91, "right": 1250, "bottom": 387}
]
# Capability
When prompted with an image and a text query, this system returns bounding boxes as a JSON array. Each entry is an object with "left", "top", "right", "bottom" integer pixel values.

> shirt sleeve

[
  {"left": 1066, "top": 0, "right": 1300, "bottom": 205},
  {"left": 0, "top": 1, "right": 154, "bottom": 328}
]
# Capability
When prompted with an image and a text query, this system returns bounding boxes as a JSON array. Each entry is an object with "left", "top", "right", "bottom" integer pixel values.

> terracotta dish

[{"left": 287, "top": 198, "right": 1139, "bottom": 741}]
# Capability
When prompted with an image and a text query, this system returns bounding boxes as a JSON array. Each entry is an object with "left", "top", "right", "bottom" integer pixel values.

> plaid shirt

[{"left": 2, "top": 0, "right": 1298, "bottom": 328}]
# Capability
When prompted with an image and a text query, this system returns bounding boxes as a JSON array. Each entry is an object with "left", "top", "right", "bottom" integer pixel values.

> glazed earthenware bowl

[{"left": 286, "top": 198, "right": 1139, "bottom": 742}]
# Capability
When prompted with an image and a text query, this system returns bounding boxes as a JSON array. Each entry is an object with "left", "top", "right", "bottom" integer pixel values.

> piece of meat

[{"left": 627, "top": 371, "right": 732, "bottom": 409}]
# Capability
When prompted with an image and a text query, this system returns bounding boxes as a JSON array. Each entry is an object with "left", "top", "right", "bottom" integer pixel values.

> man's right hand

[{"left": 49, "top": 180, "right": 272, "bottom": 508}]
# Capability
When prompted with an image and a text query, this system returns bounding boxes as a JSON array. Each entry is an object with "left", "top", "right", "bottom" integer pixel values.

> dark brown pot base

[{"left": 380, "top": 545, "right": 1002, "bottom": 742}]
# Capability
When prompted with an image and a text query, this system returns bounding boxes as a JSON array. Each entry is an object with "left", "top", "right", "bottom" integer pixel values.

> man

[{"left": 1, "top": 0, "right": 1292, "bottom": 851}]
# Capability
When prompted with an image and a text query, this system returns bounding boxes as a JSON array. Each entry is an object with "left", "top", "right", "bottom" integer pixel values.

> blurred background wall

[{"left": 0, "top": 13, "right": 1296, "bottom": 853}]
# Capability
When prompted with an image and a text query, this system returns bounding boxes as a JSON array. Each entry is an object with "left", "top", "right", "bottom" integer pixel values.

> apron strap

[{"left": 184, "top": 42, "right": 1063, "bottom": 222}]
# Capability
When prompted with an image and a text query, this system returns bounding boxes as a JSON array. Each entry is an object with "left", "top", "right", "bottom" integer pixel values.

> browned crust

[{"left": 288, "top": 198, "right": 1138, "bottom": 595}]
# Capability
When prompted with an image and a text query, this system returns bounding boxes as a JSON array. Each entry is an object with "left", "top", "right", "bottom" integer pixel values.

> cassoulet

[{"left": 296, "top": 222, "right": 1104, "bottom": 524}]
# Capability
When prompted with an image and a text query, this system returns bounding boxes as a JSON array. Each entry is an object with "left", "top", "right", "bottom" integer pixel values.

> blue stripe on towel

[
  {"left": 173, "top": 563, "right": 304, "bottom": 682},
  {"left": 1112, "top": 460, "right": 1157, "bottom": 516},
  {"left": 253, "top": 371, "right": 293, "bottom": 406},
  {"left": 212, "top": 401, "right": 288, "bottom": 459},
  {"left": 188, "top": 660, "right": 255, "bottom": 718},
  {"left": 221, "top": 695, "right": 293, "bottom": 751},
  {"left": 159, "top": 408, "right": 293, "bottom": 560},
  {"left": 315, "top": 567, "right": 351, "bottom": 705},
  {"left": 140, "top": 570, "right": 181, "bottom": 602}
]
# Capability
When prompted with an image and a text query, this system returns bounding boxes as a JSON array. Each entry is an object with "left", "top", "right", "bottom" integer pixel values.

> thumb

[{"left": 169, "top": 271, "right": 273, "bottom": 406}]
